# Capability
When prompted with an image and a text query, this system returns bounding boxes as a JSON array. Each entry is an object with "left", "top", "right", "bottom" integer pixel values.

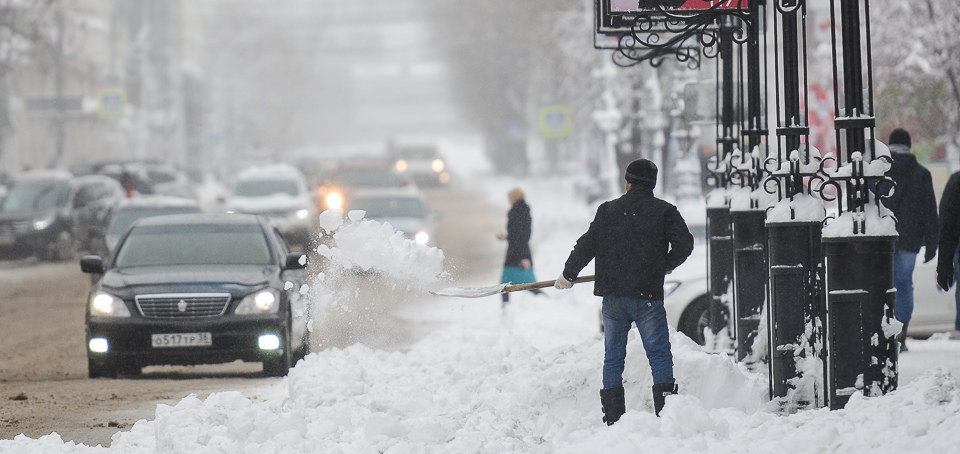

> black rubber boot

[
  {"left": 599, "top": 387, "right": 625, "bottom": 426},
  {"left": 652, "top": 383, "right": 678, "bottom": 417},
  {"left": 899, "top": 321, "right": 909, "bottom": 352}
]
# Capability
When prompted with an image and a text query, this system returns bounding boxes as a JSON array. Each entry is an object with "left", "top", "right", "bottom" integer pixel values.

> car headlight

[
  {"left": 88, "top": 292, "right": 131, "bottom": 317},
  {"left": 295, "top": 208, "right": 310, "bottom": 220},
  {"left": 663, "top": 281, "right": 681, "bottom": 297},
  {"left": 235, "top": 288, "right": 280, "bottom": 314},
  {"left": 33, "top": 215, "right": 55, "bottom": 231},
  {"left": 414, "top": 231, "right": 430, "bottom": 245},
  {"left": 326, "top": 192, "right": 343, "bottom": 210},
  {"left": 396, "top": 159, "right": 408, "bottom": 172},
  {"left": 431, "top": 159, "right": 445, "bottom": 173}
]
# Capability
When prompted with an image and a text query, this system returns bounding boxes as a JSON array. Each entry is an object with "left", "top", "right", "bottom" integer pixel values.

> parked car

[
  {"left": 347, "top": 186, "right": 440, "bottom": 246},
  {"left": 387, "top": 139, "right": 450, "bottom": 186},
  {"left": 93, "top": 196, "right": 203, "bottom": 258},
  {"left": 80, "top": 213, "right": 310, "bottom": 378},
  {"left": 0, "top": 170, "right": 124, "bottom": 261},
  {"left": 223, "top": 164, "right": 317, "bottom": 251}
]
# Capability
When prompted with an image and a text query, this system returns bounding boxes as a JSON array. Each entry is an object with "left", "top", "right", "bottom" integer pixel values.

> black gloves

[{"left": 937, "top": 266, "right": 955, "bottom": 291}]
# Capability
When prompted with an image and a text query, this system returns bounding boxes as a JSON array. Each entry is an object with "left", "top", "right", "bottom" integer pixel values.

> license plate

[{"left": 151, "top": 332, "right": 212, "bottom": 348}]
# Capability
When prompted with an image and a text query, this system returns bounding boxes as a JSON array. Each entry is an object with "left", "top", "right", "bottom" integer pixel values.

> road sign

[
  {"left": 539, "top": 105, "right": 571, "bottom": 139},
  {"left": 97, "top": 88, "right": 126, "bottom": 120}
]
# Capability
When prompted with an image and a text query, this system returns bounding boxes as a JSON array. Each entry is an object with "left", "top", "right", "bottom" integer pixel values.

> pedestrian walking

[
  {"left": 497, "top": 187, "right": 539, "bottom": 307},
  {"left": 936, "top": 162, "right": 960, "bottom": 335},
  {"left": 555, "top": 159, "right": 694, "bottom": 424},
  {"left": 881, "top": 128, "right": 939, "bottom": 352}
]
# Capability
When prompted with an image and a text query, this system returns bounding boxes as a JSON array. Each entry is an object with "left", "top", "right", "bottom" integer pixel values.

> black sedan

[{"left": 81, "top": 214, "right": 310, "bottom": 378}]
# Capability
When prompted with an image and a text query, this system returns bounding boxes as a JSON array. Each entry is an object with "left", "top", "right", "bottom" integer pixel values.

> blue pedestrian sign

[
  {"left": 97, "top": 88, "right": 126, "bottom": 120},
  {"left": 539, "top": 105, "right": 571, "bottom": 139}
]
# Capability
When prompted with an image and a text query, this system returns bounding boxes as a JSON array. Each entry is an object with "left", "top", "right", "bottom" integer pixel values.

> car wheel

[
  {"left": 295, "top": 329, "right": 310, "bottom": 363},
  {"left": 263, "top": 341, "right": 291, "bottom": 377},
  {"left": 678, "top": 296, "right": 713, "bottom": 346},
  {"left": 49, "top": 231, "right": 77, "bottom": 262},
  {"left": 88, "top": 358, "right": 117, "bottom": 379}
]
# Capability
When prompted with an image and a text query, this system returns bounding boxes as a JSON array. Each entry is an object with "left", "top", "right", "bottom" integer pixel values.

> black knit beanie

[
  {"left": 889, "top": 128, "right": 911, "bottom": 148},
  {"left": 625, "top": 159, "right": 658, "bottom": 188}
]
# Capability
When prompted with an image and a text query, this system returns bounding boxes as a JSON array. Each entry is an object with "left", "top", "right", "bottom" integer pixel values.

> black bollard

[
  {"left": 823, "top": 236, "right": 898, "bottom": 410},
  {"left": 707, "top": 205, "right": 735, "bottom": 349},
  {"left": 731, "top": 209, "right": 768, "bottom": 362},
  {"left": 767, "top": 221, "right": 826, "bottom": 409}
]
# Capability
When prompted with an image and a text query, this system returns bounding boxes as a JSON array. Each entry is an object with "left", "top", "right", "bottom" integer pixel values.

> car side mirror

[
  {"left": 284, "top": 252, "right": 308, "bottom": 270},
  {"left": 80, "top": 255, "right": 104, "bottom": 274}
]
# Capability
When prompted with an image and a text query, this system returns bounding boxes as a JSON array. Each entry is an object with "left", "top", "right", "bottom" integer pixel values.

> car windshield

[
  {"left": 332, "top": 168, "right": 396, "bottom": 186},
  {"left": 0, "top": 181, "right": 69, "bottom": 212},
  {"left": 351, "top": 197, "right": 425, "bottom": 218},
  {"left": 233, "top": 179, "right": 300, "bottom": 197},
  {"left": 114, "top": 223, "right": 272, "bottom": 267},
  {"left": 107, "top": 207, "right": 202, "bottom": 237}
]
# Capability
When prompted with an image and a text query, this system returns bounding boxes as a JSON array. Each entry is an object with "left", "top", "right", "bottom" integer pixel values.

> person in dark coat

[
  {"left": 881, "top": 128, "right": 939, "bottom": 351},
  {"left": 936, "top": 165, "right": 960, "bottom": 334},
  {"left": 498, "top": 187, "right": 539, "bottom": 305},
  {"left": 554, "top": 158, "right": 694, "bottom": 424}
]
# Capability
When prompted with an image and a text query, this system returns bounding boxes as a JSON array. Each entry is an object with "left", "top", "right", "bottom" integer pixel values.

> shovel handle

[{"left": 503, "top": 275, "right": 596, "bottom": 293}]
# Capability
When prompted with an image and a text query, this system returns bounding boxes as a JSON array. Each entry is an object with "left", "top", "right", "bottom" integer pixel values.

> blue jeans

[
  {"left": 602, "top": 295, "right": 674, "bottom": 388},
  {"left": 893, "top": 249, "right": 918, "bottom": 323}
]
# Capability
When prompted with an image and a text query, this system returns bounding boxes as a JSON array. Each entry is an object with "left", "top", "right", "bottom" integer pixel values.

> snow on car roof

[
  {"left": 12, "top": 169, "right": 72, "bottom": 182},
  {"left": 235, "top": 164, "right": 305, "bottom": 181}
]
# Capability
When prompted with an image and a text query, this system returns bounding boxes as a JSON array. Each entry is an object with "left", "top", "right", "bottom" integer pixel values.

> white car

[
  {"left": 660, "top": 232, "right": 956, "bottom": 346},
  {"left": 224, "top": 164, "right": 317, "bottom": 251}
]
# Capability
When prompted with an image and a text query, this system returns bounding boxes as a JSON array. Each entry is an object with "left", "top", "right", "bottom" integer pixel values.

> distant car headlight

[
  {"left": 236, "top": 288, "right": 280, "bottom": 314},
  {"left": 663, "top": 281, "right": 681, "bottom": 297},
  {"left": 88, "top": 292, "right": 131, "bottom": 317},
  {"left": 414, "top": 231, "right": 430, "bottom": 245},
  {"left": 326, "top": 192, "right": 344, "bottom": 210},
  {"left": 431, "top": 159, "right": 445, "bottom": 173},
  {"left": 33, "top": 214, "right": 55, "bottom": 231},
  {"left": 295, "top": 208, "right": 310, "bottom": 220},
  {"left": 396, "top": 159, "right": 408, "bottom": 172}
]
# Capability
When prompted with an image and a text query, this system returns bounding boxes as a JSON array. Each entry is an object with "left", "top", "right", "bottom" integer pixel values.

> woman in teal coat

[{"left": 498, "top": 187, "right": 539, "bottom": 305}]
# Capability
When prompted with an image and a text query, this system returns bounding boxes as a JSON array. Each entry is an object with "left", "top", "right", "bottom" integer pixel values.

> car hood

[
  {"left": 0, "top": 209, "right": 55, "bottom": 223},
  {"left": 666, "top": 247, "right": 707, "bottom": 282},
  {"left": 99, "top": 265, "right": 275, "bottom": 293}
]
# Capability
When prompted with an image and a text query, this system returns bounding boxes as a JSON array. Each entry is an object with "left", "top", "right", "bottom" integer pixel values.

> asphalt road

[{"left": 0, "top": 184, "right": 504, "bottom": 447}]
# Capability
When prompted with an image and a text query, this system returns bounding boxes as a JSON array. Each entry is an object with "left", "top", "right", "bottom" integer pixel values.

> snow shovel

[{"left": 430, "top": 275, "right": 595, "bottom": 298}]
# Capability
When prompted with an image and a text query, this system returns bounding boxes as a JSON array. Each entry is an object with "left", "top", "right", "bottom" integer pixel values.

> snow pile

[{"left": 766, "top": 193, "right": 827, "bottom": 223}]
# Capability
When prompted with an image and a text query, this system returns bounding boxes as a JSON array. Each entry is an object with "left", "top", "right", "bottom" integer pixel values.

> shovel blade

[{"left": 430, "top": 283, "right": 508, "bottom": 298}]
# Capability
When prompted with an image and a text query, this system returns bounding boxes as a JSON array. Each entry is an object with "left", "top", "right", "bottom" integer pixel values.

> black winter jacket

[
  {"left": 504, "top": 199, "right": 533, "bottom": 266},
  {"left": 562, "top": 187, "right": 694, "bottom": 300},
  {"left": 937, "top": 171, "right": 960, "bottom": 279},
  {"left": 882, "top": 151, "right": 939, "bottom": 254}
]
